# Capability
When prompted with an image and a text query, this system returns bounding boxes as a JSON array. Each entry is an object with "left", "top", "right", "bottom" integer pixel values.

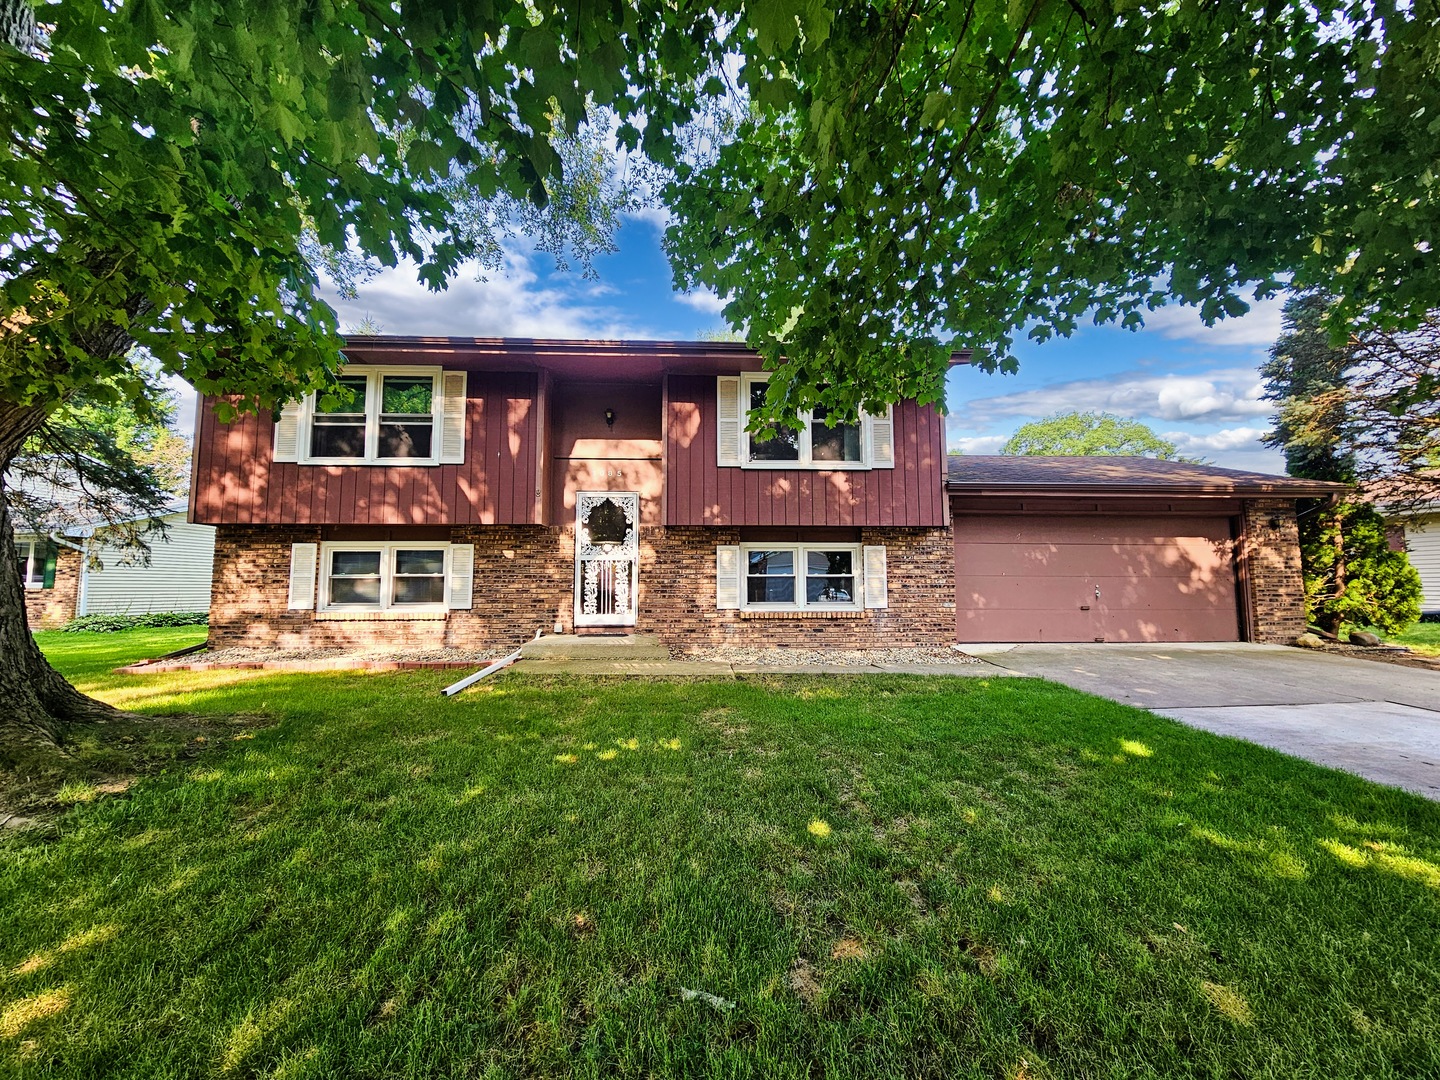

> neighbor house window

[
  {"left": 305, "top": 368, "right": 439, "bottom": 463},
  {"left": 15, "top": 540, "right": 44, "bottom": 589},
  {"left": 742, "top": 374, "right": 865, "bottom": 467},
  {"left": 742, "top": 544, "right": 860, "bottom": 610},
  {"left": 320, "top": 543, "right": 450, "bottom": 611}
]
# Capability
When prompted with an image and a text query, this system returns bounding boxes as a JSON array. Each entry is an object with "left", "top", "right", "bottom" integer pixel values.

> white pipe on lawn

[{"left": 442, "top": 647, "right": 523, "bottom": 697}]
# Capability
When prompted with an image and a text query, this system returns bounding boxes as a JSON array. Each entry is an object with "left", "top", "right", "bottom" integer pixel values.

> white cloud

[
  {"left": 675, "top": 288, "right": 727, "bottom": 315},
  {"left": 948, "top": 434, "right": 1008, "bottom": 455},
  {"left": 321, "top": 248, "right": 654, "bottom": 340},
  {"left": 964, "top": 367, "right": 1272, "bottom": 425},
  {"left": 1162, "top": 426, "right": 1271, "bottom": 453},
  {"left": 1140, "top": 294, "right": 1286, "bottom": 348}
]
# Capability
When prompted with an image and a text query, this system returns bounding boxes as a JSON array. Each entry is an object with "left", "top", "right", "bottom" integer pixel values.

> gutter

[{"left": 944, "top": 483, "right": 1351, "bottom": 499}]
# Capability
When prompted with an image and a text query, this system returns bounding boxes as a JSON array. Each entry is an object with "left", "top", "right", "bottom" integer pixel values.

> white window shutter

[
  {"left": 715, "top": 545, "right": 741, "bottom": 609},
  {"left": 716, "top": 377, "right": 742, "bottom": 466},
  {"left": 438, "top": 371, "right": 467, "bottom": 464},
  {"left": 273, "top": 401, "right": 304, "bottom": 462},
  {"left": 287, "top": 543, "right": 318, "bottom": 610},
  {"left": 863, "top": 545, "right": 888, "bottom": 609},
  {"left": 867, "top": 408, "right": 895, "bottom": 469},
  {"left": 447, "top": 544, "right": 475, "bottom": 609}
]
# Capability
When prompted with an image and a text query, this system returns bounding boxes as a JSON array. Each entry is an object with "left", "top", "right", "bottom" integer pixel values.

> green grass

[
  {"left": 1343, "top": 621, "right": 1440, "bottom": 657},
  {"left": 1, "top": 633, "right": 1437, "bottom": 1078}
]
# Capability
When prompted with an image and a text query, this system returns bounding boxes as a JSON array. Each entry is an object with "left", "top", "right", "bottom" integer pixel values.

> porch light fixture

[{"left": 604, "top": 408, "right": 615, "bottom": 428}]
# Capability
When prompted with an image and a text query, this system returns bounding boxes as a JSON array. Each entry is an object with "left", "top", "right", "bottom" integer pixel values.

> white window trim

[
  {"left": 740, "top": 543, "right": 864, "bottom": 612},
  {"left": 300, "top": 365, "right": 443, "bottom": 466},
  {"left": 17, "top": 539, "right": 42, "bottom": 590},
  {"left": 740, "top": 372, "right": 874, "bottom": 470},
  {"left": 317, "top": 541, "right": 452, "bottom": 613}
]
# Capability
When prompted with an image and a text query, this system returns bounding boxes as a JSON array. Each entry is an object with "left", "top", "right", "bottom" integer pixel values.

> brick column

[
  {"left": 1241, "top": 499, "right": 1307, "bottom": 643},
  {"left": 24, "top": 546, "right": 81, "bottom": 628}
]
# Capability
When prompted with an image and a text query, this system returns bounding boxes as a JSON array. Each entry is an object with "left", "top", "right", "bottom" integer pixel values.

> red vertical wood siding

[
  {"left": 663, "top": 375, "right": 947, "bottom": 527},
  {"left": 191, "top": 371, "right": 540, "bottom": 525}
]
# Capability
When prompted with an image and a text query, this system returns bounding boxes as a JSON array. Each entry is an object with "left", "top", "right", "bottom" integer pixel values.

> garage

[
  {"left": 947, "top": 456, "right": 1347, "bottom": 644},
  {"left": 954, "top": 512, "right": 1240, "bottom": 642}
]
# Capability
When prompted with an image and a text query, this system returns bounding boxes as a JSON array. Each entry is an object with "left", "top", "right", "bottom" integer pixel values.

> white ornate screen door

[{"left": 574, "top": 492, "right": 639, "bottom": 628}]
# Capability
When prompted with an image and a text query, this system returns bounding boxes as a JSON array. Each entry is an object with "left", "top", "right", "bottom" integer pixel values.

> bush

[{"left": 57, "top": 612, "right": 209, "bottom": 633}]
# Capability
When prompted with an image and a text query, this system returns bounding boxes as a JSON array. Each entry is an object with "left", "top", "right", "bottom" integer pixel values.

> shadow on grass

[{"left": 2, "top": 647, "right": 1438, "bottom": 1077}]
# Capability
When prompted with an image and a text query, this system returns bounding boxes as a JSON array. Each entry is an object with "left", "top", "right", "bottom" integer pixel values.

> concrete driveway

[{"left": 967, "top": 642, "right": 1440, "bottom": 799}]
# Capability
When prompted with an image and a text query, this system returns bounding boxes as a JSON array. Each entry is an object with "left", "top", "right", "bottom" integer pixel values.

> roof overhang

[
  {"left": 944, "top": 479, "right": 1349, "bottom": 499},
  {"left": 339, "top": 336, "right": 974, "bottom": 379}
]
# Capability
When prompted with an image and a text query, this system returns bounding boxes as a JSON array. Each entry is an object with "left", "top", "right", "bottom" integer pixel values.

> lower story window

[
  {"left": 15, "top": 540, "right": 44, "bottom": 589},
  {"left": 742, "top": 544, "right": 859, "bottom": 610},
  {"left": 321, "top": 544, "right": 449, "bottom": 611}
]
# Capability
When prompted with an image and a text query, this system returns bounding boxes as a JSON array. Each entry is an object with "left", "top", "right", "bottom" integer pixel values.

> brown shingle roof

[{"left": 945, "top": 455, "right": 1349, "bottom": 497}]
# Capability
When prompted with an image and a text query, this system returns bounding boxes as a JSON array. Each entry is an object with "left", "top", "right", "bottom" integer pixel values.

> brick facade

[
  {"left": 1241, "top": 498, "right": 1308, "bottom": 643},
  {"left": 208, "top": 523, "right": 956, "bottom": 653},
  {"left": 23, "top": 545, "right": 81, "bottom": 628},
  {"left": 210, "top": 504, "right": 1307, "bottom": 651}
]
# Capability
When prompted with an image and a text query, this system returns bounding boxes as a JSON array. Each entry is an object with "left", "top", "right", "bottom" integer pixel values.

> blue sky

[{"left": 317, "top": 213, "right": 1289, "bottom": 473}]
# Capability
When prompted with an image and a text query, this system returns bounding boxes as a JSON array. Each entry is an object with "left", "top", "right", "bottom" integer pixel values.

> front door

[{"left": 574, "top": 492, "right": 639, "bottom": 628}]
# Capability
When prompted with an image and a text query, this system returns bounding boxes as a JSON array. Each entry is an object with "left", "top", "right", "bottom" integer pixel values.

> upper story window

[
  {"left": 308, "top": 369, "right": 437, "bottom": 463},
  {"left": 273, "top": 365, "right": 467, "bottom": 467},
  {"left": 15, "top": 540, "right": 44, "bottom": 589},
  {"left": 718, "top": 373, "right": 894, "bottom": 470}
]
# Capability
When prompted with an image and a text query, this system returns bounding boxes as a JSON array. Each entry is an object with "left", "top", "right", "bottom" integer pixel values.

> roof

[
  {"left": 339, "top": 336, "right": 972, "bottom": 379},
  {"left": 945, "top": 456, "right": 1350, "bottom": 498}
]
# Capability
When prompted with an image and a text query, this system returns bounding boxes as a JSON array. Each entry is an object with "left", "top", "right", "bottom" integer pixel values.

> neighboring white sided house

[
  {"left": 19, "top": 502, "right": 216, "bottom": 628},
  {"left": 1399, "top": 504, "right": 1440, "bottom": 615}
]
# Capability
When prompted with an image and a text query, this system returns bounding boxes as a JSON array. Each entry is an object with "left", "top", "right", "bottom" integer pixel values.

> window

[
  {"left": 742, "top": 373, "right": 866, "bottom": 468},
  {"left": 305, "top": 368, "right": 439, "bottom": 463},
  {"left": 320, "top": 544, "right": 450, "bottom": 611},
  {"left": 16, "top": 540, "right": 44, "bottom": 589},
  {"left": 742, "top": 544, "right": 860, "bottom": 610}
]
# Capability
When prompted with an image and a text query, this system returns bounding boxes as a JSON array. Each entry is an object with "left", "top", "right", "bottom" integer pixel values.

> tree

[
  {"left": 665, "top": 0, "right": 1440, "bottom": 426},
  {"left": 1000, "top": 412, "right": 1192, "bottom": 460},
  {"left": 1298, "top": 501, "right": 1421, "bottom": 637},
  {"left": 5, "top": 1, "right": 1438, "bottom": 737},
  {"left": 0, "top": 0, "right": 727, "bottom": 741},
  {"left": 1262, "top": 294, "right": 1424, "bottom": 635},
  {"left": 7, "top": 358, "right": 188, "bottom": 556}
]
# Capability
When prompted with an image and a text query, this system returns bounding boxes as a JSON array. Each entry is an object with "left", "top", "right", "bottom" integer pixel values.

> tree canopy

[
  {"left": 665, "top": 0, "right": 1440, "bottom": 421},
  {"left": 1262, "top": 293, "right": 1440, "bottom": 502},
  {"left": 1000, "top": 411, "right": 1191, "bottom": 460},
  {"left": 1262, "top": 293, "right": 1424, "bottom": 636}
]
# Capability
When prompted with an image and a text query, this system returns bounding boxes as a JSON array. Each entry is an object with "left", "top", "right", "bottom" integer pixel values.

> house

[
  {"left": 18, "top": 504, "right": 217, "bottom": 629},
  {"left": 189, "top": 337, "right": 1342, "bottom": 651},
  {"left": 1392, "top": 502, "right": 1440, "bottom": 615}
]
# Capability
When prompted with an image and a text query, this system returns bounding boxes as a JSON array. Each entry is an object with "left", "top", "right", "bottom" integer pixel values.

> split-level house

[{"left": 190, "top": 337, "right": 1343, "bottom": 651}]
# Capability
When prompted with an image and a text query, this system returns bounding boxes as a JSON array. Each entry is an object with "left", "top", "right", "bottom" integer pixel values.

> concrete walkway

[
  {"left": 514, "top": 658, "right": 1003, "bottom": 677},
  {"left": 967, "top": 642, "right": 1440, "bottom": 799}
]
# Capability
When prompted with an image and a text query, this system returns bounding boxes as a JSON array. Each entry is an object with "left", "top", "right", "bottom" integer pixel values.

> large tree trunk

[{"left": 0, "top": 400, "right": 132, "bottom": 760}]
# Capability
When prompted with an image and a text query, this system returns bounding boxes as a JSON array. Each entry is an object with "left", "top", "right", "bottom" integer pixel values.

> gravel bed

[
  {"left": 676, "top": 644, "right": 984, "bottom": 666},
  {"left": 141, "top": 646, "right": 499, "bottom": 669}
]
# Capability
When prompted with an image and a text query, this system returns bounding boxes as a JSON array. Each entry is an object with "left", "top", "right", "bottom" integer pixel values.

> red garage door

[{"left": 955, "top": 514, "right": 1241, "bottom": 643}]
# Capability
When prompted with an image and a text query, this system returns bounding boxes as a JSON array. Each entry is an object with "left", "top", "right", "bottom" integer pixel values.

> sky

[{"left": 279, "top": 212, "right": 1288, "bottom": 473}]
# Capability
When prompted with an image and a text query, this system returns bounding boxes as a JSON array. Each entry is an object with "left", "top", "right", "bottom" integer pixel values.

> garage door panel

[
  {"left": 958, "top": 515, "right": 1233, "bottom": 546},
  {"left": 956, "top": 605, "right": 1097, "bottom": 642},
  {"left": 955, "top": 513, "right": 1240, "bottom": 643},
  {"left": 957, "top": 542, "right": 1235, "bottom": 581}
]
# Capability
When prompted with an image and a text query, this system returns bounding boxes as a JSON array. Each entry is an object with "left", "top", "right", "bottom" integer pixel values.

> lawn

[
  {"left": 1, "top": 632, "right": 1437, "bottom": 1078},
  {"left": 1363, "top": 620, "right": 1440, "bottom": 657}
]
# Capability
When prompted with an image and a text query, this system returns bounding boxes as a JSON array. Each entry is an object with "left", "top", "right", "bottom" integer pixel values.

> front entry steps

[{"left": 519, "top": 633, "right": 670, "bottom": 661}]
